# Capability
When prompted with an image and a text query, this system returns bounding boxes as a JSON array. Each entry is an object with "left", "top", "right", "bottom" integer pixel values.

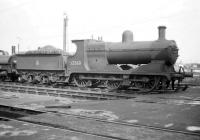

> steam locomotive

[
  {"left": 0, "top": 26, "right": 192, "bottom": 92},
  {"left": 0, "top": 50, "right": 17, "bottom": 81}
]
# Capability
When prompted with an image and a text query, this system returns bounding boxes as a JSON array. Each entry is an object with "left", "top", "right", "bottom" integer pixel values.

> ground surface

[{"left": 0, "top": 87, "right": 199, "bottom": 140}]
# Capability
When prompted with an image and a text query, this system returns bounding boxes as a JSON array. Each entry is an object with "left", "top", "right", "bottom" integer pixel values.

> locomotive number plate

[{"left": 70, "top": 61, "right": 81, "bottom": 65}]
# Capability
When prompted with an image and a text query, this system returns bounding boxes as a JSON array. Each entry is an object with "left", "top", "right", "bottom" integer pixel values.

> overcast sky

[{"left": 0, "top": 0, "right": 199, "bottom": 63}]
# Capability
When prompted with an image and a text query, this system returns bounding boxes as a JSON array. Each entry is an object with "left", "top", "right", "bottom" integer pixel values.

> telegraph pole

[{"left": 63, "top": 13, "right": 68, "bottom": 53}]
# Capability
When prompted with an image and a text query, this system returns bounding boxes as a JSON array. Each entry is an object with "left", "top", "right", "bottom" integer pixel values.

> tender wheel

[
  {"left": 17, "top": 75, "right": 23, "bottom": 82},
  {"left": 27, "top": 75, "right": 34, "bottom": 83},
  {"left": 41, "top": 75, "right": 49, "bottom": 84},
  {"left": 0, "top": 76, "right": 6, "bottom": 81},
  {"left": 18, "top": 74, "right": 27, "bottom": 83},
  {"left": 49, "top": 75, "right": 58, "bottom": 83},
  {"left": 33, "top": 75, "right": 41, "bottom": 84},
  {"left": 73, "top": 76, "right": 92, "bottom": 88}
]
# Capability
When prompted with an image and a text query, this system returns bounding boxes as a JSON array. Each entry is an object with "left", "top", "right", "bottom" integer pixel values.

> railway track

[
  {"left": 0, "top": 82, "right": 136, "bottom": 100},
  {"left": 0, "top": 105, "right": 120, "bottom": 140},
  {"left": 0, "top": 81, "right": 190, "bottom": 101},
  {"left": 131, "top": 94, "right": 200, "bottom": 105},
  {"left": 0, "top": 117, "right": 116, "bottom": 140},
  {"left": 0, "top": 104, "right": 199, "bottom": 139},
  {"left": 46, "top": 110, "right": 200, "bottom": 137}
]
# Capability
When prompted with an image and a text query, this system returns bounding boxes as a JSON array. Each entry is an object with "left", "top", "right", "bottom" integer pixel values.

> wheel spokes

[
  {"left": 106, "top": 80, "right": 121, "bottom": 90},
  {"left": 73, "top": 76, "right": 92, "bottom": 88},
  {"left": 135, "top": 76, "right": 159, "bottom": 92}
]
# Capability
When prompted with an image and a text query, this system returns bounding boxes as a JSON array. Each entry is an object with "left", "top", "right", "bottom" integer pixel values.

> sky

[{"left": 0, "top": 0, "right": 199, "bottom": 63}]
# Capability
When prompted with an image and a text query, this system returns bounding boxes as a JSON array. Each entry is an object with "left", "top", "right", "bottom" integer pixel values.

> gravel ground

[{"left": 0, "top": 87, "right": 200, "bottom": 140}]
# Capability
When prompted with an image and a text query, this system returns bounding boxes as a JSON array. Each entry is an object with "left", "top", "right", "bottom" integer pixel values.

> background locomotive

[
  {"left": 0, "top": 26, "right": 192, "bottom": 92},
  {"left": 0, "top": 50, "right": 17, "bottom": 81}
]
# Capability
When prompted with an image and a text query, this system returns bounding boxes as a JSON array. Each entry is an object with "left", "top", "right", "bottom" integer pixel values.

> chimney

[
  {"left": 11, "top": 46, "right": 16, "bottom": 54},
  {"left": 158, "top": 26, "right": 166, "bottom": 40}
]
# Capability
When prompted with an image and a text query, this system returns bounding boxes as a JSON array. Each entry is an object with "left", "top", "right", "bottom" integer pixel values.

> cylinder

[{"left": 158, "top": 26, "right": 166, "bottom": 40}]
